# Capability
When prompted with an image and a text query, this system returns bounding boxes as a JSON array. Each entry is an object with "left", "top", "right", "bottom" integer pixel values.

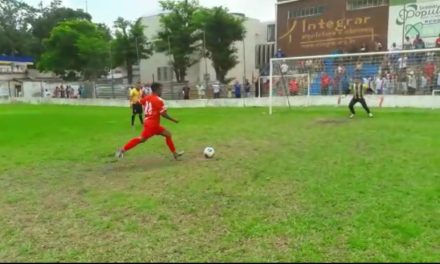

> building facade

[
  {"left": 139, "top": 14, "right": 275, "bottom": 86},
  {"left": 277, "top": 0, "right": 390, "bottom": 56}
]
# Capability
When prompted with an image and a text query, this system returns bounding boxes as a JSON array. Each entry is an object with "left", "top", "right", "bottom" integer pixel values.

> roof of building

[{"left": 0, "top": 56, "right": 34, "bottom": 64}]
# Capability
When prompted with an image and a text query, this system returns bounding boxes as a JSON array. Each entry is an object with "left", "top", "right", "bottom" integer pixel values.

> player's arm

[{"left": 161, "top": 110, "right": 179, "bottom": 123}]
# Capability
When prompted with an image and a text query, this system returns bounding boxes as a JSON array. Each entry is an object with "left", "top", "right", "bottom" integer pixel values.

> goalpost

[{"left": 269, "top": 47, "right": 440, "bottom": 115}]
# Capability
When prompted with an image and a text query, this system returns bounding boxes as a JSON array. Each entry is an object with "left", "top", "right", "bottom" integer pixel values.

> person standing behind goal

[{"left": 349, "top": 76, "right": 374, "bottom": 119}]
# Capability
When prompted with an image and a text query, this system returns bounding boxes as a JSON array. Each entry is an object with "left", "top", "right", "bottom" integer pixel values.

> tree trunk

[
  {"left": 215, "top": 67, "right": 225, "bottom": 84},
  {"left": 127, "top": 63, "right": 133, "bottom": 84}
]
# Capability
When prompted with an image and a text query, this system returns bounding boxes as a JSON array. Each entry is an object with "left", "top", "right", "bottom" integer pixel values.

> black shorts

[{"left": 132, "top": 103, "right": 143, "bottom": 115}]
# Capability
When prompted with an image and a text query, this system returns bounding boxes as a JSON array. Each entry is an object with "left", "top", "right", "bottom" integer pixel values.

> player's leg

[
  {"left": 131, "top": 105, "right": 136, "bottom": 127},
  {"left": 349, "top": 98, "right": 357, "bottom": 118},
  {"left": 159, "top": 128, "right": 184, "bottom": 160},
  {"left": 135, "top": 103, "right": 144, "bottom": 125},
  {"left": 115, "top": 127, "right": 153, "bottom": 158},
  {"left": 360, "top": 98, "right": 373, "bottom": 117}
]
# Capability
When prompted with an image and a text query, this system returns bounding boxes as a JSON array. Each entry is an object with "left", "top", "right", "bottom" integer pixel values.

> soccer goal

[{"left": 269, "top": 47, "right": 440, "bottom": 115}]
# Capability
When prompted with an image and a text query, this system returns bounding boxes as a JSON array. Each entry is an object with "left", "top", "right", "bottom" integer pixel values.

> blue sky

[{"left": 24, "top": 0, "right": 276, "bottom": 27}]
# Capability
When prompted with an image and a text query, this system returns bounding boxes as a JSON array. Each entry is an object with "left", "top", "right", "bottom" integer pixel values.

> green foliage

[
  {"left": 155, "top": 0, "right": 201, "bottom": 83},
  {"left": 31, "top": 2, "right": 91, "bottom": 59},
  {"left": 38, "top": 19, "right": 111, "bottom": 80},
  {"left": 0, "top": 0, "right": 36, "bottom": 56},
  {"left": 111, "top": 17, "right": 153, "bottom": 84},
  {"left": 193, "top": 7, "right": 246, "bottom": 83}
]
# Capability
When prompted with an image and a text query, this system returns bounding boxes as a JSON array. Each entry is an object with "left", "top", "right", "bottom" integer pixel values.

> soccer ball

[{"left": 203, "top": 147, "right": 215, "bottom": 159}]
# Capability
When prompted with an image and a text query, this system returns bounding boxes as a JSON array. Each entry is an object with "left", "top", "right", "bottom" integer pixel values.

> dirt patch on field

[{"left": 314, "top": 118, "right": 350, "bottom": 125}]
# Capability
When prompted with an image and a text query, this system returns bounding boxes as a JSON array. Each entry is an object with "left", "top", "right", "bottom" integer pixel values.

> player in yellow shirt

[{"left": 129, "top": 85, "right": 144, "bottom": 128}]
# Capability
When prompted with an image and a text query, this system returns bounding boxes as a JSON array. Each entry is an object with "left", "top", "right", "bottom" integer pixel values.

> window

[
  {"left": 288, "top": 5, "right": 325, "bottom": 19},
  {"left": 347, "top": 0, "right": 388, "bottom": 10},
  {"left": 157, "top": 67, "right": 173, "bottom": 81},
  {"left": 267, "top": 24, "right": 275, "bottom": 42},
  {"left": 255, "top": 43, "right": 275, "bottom": 70}
]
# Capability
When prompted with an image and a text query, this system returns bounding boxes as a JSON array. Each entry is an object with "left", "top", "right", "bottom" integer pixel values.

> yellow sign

[{"left": 279, "top": 16, "right": 377, "bottom": 49}]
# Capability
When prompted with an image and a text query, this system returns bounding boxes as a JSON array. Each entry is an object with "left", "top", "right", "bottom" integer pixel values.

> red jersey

[
  {"left": 321, "top": 75, "right": 331, "bottom": 86},
  {"left": 424, "top": 63, "right": 435, "bottom": 78},
  {"left": 289, "top": 80, "right": 299, "bottom": 93},
  {"left": 140, "top": 94, "right": 167, "bottom": 126}
]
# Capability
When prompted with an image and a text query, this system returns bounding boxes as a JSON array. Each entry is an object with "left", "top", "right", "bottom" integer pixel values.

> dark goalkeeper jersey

[{"left": 352, "top": 84, "right": 365, "bottom": 99}]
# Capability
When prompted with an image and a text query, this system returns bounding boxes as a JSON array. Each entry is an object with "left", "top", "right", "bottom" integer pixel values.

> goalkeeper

[{"left": 348, "top": 76, "right": 374, "bottom": 119}]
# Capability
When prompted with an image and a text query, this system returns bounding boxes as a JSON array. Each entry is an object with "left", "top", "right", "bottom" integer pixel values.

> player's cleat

[
  {"left": 115, "top": 149, "right": 124, "bottom": 159},
  {"left": 369, "top": 113, "right": 374, "bottom": 118},
  {"left": 349, "top": 114, "right": 355, "bottom": 119},
  {"left": 173, "top": 151, "right": 184, "bottom": 160}
]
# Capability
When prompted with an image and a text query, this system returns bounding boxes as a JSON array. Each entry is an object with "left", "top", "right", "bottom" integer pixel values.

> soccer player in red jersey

[{"left": 115, "top": 82, "right": 184, "bottom": 160}]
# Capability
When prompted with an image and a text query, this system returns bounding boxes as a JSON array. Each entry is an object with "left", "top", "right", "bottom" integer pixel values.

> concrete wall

[{"left": 2, "top": 95, "right": 440, "bottom": 109}]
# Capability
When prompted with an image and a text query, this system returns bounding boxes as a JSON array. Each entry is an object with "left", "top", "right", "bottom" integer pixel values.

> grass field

[{"left": 0, "top": 103, "right": 439, "bottom": 262}]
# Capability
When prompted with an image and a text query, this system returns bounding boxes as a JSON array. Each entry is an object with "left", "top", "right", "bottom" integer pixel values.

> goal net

[{"left": 269, "top": 47, "right": 440, "bottom": 114}]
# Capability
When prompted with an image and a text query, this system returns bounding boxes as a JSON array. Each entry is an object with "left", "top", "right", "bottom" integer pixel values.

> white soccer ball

[{"left": 203, "top": 147, "right": 215, "bottom": 159}]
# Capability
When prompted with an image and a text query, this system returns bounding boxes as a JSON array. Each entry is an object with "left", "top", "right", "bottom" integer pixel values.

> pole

[
  {"left": 203, "top": 30, "right": 208, "bottom": 86},
  {"left": 243, "top": 40, "right": 247, "bottom": 85},
  {"left": 402, "top": 0, "right": 407, "bottom": 49},
  {"left": 168, "top": 35, "right": 174, "bottom": 99},
  {"left": 109, "top": 46, "right": 114, "bottom": 99},
  {"left": 135, "top": 37, "right": 140, "bottom": 65},
  {"left": 269, "top": 59, "right": 273, "bottom": 115},
  {"left": 85, "top": 0, "right": 88, "bottom": 12}
]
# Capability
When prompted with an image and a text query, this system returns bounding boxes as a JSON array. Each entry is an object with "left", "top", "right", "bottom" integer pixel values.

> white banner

[{"left": 388, "top": 1, "right": 440, "bottom": 48}]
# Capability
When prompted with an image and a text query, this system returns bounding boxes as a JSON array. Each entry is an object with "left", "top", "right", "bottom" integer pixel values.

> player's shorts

[
  {"left": 141, "top": 124, "right": 165, "bottom": 139},
  {"left": 132, "top": 103, "right": 143, "bottom": 115}
]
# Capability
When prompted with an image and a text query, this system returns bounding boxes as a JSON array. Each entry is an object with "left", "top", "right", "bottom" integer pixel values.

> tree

[
  {"left": 155, "top": 0, "right": 201, "bottom": 83},
  {"left": 31, "top": 0, "right": 91, "bottom": 59},
  {"left": 0, "top": 0, "right": 36, "bottom": 56},
  {"left": 194, "top": 7, "right": 246, "bottom": 83},
  {"left": 111, "top": 17, "right": 153, "bottom": 84},
  {"left": 38, "top": 19, "right": 111, "bottom": 81}
]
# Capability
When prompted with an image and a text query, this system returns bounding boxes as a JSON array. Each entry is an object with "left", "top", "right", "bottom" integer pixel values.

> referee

[
  {"left": 349, "top": 76, "right": 374, "bottom": 119},
  {"left": 129, "top": 85, "right": 144, "bottom": 127}
]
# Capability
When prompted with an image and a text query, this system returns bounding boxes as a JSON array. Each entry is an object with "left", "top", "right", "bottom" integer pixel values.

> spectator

[
  {"left": 212, "top": 81, "right": 221, "bottom": 99},
  {"left": 196, "top": 82, "right": 206, "bottom": 99},
  {"left": 254, "top": 77, "right": 260, "bottom": 97},
  {"left": 397, "top": 69, "right": 408, "bottom": 95},
  {"left": 60, "top": 85, "right": 65, "bottom": 98},
  {"left": 424, "top": 61, "right": 436, "bottom": 92},
  {"left": 244, "top": 79, "right": 251, "bottom": 98},
  {"left": 413, "top": 34, "right": 425, "bottom": 49},
  {"left": 182, "top": 82, "right": 190, "bottom": 100},
  {"left": 66, "top": 85, "right": 71, "bottom": 98},
  {"left": 54, "top": 86, "right": 60, "bottom": 98},
  {"left": 389, "top": 42, "right": 400, "bottom": 66},
  {"left": 375, "top": 40, "right": 383, "bottom": 51},
  {"left": 403, "top": 36, "right": 412, "bottom": 50},
  {"left": 398, "top": 55, "right": 408, "bottom": 70},
  {"left": 437, "top": 71, "right": 440, "bottom": 90},
  {"left": 436, "top": 33, "right": 440, "bottom": 48},
  {"left": 420, "top": 75, "right": 428, "bottom": 93},
  {"left": 275, "top": 48, "right": 285, "bottom": 58},
  {"left": 78, "top": 85, "right": 84, "bottom": 98},
  {"left": 44, "top": 89, "right": 51, "bottom": 98},
  {"left": 289, "top": 78, "right": 299, "bottom": 96},
  {"left": 407, "top": 71, "right": 417, "bottom": 95},
  {"left": 234, "top": 80, "right": 242, "bottom": 98},
  {"left": 321, "top": 72, "right": 332, "bottom": 96},
  {"left": 341, "top": 75, "right": 351, "bottom": 95},
  {"left": 360, "top": 42, "right": 368, "bottom": 52},
  {"left": 374, "top": 74, "right": 386, "bottom": 95}
]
